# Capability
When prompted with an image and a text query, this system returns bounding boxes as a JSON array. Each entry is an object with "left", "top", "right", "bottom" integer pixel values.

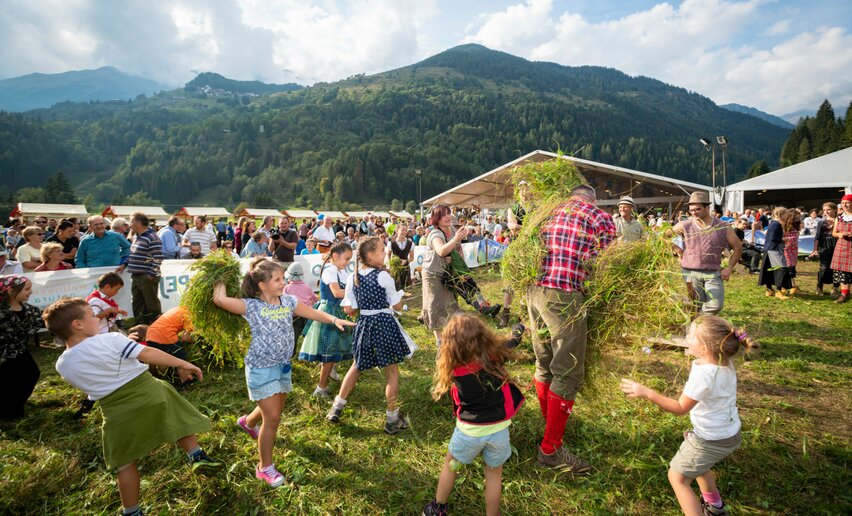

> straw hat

[
  {"left": 617, "top": 196, "right": 636, "bottom": 207},
  {"left": 688, "top": 191, "right": 711, "bottom": 205}
]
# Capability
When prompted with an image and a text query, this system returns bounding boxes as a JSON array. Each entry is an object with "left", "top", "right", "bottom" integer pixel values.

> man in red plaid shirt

[{"left": 529, "top": 184, "right": 616, "bottom": 473}]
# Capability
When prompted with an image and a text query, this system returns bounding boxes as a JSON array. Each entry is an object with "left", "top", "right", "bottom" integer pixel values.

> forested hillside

[
  {"left": 779, "top": 99, "right": 852, "bottom": 167},
  {"left": 0, "top": 44, "right": 790, "bottom": 212}
]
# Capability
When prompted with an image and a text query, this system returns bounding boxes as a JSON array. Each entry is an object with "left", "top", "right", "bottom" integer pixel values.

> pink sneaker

[
  {"left": 237, "top": 415, "right": 259, "bottom": 440},
  {"left": 255, "top": 464, "right": 286, "bottom": 488}
]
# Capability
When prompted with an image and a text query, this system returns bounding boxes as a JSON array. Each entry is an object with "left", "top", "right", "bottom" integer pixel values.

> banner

[
  {"left": 411, "top": 239, "right": 508, "bottom": 275},
  {"left": 24, "top": 243, "right": 510, "bottom": 315},
  {"left": 25, "top": 255, "right": 329, "bottom": 315}
]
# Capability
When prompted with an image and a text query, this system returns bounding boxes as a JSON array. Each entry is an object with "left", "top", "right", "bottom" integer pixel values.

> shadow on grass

[{"left": 753, "top": 341, "right": 852, "bottom": 367}]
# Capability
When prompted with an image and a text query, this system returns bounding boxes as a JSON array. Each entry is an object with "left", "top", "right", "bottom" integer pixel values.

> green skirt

[{"left": 99, "top": 372, "right": 210, "bottom": 469}]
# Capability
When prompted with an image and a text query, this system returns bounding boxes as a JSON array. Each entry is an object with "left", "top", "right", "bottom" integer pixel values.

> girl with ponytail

[
  {"left": 298, "top": 242, "right": 354, "bottom": 398},
  {"left": 326, "top": 236, "right": 416, "bottom": 435},
  {"left": 621, "top": 315, "right": 757, "bottom": 516},
  {"left": 213, "top": 258, "right": 354, "bottom": 488}
]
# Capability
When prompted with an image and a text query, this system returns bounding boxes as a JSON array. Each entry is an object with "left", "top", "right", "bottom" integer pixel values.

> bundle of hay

[
  {"left": 500, "top": 153, "right": 690, "bottom": 390},
  {"left": 181, "top": 250, "right": 250, "bottom": 366}
]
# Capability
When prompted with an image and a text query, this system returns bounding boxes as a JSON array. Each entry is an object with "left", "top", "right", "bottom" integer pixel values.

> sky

[{"left": 1, "top": 0, "right": 850, "bottom": 116}]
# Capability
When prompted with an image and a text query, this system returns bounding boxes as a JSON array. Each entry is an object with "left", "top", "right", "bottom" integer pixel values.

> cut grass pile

[{"left": 1, "top": 261, "right": 849, "bottom": 514}]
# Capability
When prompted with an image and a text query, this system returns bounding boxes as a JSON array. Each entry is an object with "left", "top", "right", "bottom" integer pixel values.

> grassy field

[{"left": 1, "top": 261, "right": 849, "bottom": 515}]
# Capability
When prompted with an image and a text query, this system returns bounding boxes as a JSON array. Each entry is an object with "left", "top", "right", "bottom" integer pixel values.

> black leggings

[{"left": 0, "top": 351, "right": 41, "bottom": 419}]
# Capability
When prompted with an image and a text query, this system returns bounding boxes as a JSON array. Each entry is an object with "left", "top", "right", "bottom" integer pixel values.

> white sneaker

[
  {"left": 329, "top": 364, "right": 340, "bottom": 381},
  {"left": 312, "top": 387, "right": 332, "bottom": 399}
]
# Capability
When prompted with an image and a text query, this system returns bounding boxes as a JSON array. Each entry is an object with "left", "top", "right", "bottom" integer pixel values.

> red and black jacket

[{"left": 450, "top": 361, "right": 525, "bottom": 425}]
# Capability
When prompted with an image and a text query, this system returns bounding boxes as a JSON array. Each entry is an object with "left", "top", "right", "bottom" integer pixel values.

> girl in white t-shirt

[{"left": 620, "top": 315, "right": 757, "bottom": 516}]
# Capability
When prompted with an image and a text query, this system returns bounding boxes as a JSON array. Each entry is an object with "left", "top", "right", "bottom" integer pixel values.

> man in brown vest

[{"left": 670, "top": 192, "right": 742, "bottom": 315}]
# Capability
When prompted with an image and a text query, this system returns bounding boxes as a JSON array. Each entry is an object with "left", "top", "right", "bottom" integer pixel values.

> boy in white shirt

[
  {"left": 86, "top": 272, "right": 127, "bottom": 334},
  {"left": 44, "top": 297, "right": 221, "bottom": 516}
]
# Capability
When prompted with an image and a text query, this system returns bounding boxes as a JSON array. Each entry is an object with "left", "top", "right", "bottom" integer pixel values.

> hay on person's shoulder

[{"left": 181, "top": 250, "right": 250, "bottom": 366}]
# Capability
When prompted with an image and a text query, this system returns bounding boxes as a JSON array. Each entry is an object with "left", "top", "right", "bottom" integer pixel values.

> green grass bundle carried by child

[
  {"left": 213, "top": 257, "right": 354, "bottom": 488},
  {"left": 620, "top": 315, "right": 757, "bottom": 516},
  {"left": 44, "top": 297, "right": 221, "bottom": 516}
]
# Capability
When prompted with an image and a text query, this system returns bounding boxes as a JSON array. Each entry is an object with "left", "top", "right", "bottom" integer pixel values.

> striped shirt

[
  {"left": 127, "top": 228, "right": 163, "bottom": 276},
  {"left": 537, "top": 200, "right": 616, "bottom": 293}
]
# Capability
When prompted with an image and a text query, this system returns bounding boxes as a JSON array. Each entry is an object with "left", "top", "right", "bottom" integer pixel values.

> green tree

[
  {"left": 45, "top": 171, "right": 78, "bottom": 203},
  {"left": 747, "top": 160, "right": 770, "bottom": 178},
  {"left": 390, "top": 198, "right": 402, "bottom": 211},
  {"left": 404, "top": 200, "right": 417, "bottom": 213}
]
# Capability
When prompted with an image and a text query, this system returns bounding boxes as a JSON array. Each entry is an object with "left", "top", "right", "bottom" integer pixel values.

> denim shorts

[
  {"left": 245, "top": 363, "right": 292, "bottom": 401},
  {"left": 448, "top": 425, "right": 512, "bottom": 468}
]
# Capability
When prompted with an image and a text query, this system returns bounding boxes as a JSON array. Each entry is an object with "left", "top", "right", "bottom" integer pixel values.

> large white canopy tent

[
  {"left": 10, "top": 203, "right": 89, "bottom": 222},
  {"left": 174, "top": 207, "right": 232, "bottom": 220},
  {"left": 724, "top": 147, "right": 852, "bottom": 213},
  {"left": 422, "top": 150, "right": 712, "bottom": 213},
  {"left": 102, "top": 205, "right": 171, "bottom": 226}
]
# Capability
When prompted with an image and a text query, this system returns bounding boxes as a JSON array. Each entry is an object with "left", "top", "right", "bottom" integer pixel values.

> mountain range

[
  {"left": 0, "top": 44, "right": 792, "bottom": 212},
  {"left": 720, "top": 103, "right": 794, "bottom": 129},
  {"left": 0, "top": 66, "right": 171, "bottom": 112}
]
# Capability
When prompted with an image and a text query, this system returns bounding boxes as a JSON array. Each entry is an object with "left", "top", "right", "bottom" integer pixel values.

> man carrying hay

[
  {"left": 528, "top": 184, "right": 616, "bottom": 474},
  {"left": 671, "top": 192, "right": 742, "bottom": 316}
]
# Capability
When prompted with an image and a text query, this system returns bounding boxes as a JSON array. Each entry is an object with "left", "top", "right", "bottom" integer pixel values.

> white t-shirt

[
  {"left": 88, "top": 291, "right": 118, "bottom": 334},
  {"left": 55, "top": 333, "right": 148, "bottom": 400},
  {"left": 321, "top": 265, "right": 349, "bottom": 288},
  {"left": 342, "top": 267, "right": 403, "bottom": 308},
  {"left": 312, "top": 225, "right": 336, "bottom": 243},
  {"left": 182, "top": 227, "right": 217, "bottom": 256},
  {"left": 16, "top": 244, "right": 41, "bottom": 264},
  {"left": 683, "top": 361, "right": 741, "bottom": 440}
]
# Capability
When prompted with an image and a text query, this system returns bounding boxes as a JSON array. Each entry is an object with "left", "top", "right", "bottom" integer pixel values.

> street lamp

[
  {"left": 699, "top": 136, "right": 729, "bottom": 207},
  {"left": 415, "top": 169, "right": 423, "bottom": 221},
  {"left": 716, "top": 136, "right": 728, "bottom": 191},
  {"left": 699, "top": 138, "right": 716, "bottom": 193}
]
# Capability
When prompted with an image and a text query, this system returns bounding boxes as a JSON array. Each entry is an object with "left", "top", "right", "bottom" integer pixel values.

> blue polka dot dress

[{"left": 351, "top": 269, "right": 412, "bottom": 371}]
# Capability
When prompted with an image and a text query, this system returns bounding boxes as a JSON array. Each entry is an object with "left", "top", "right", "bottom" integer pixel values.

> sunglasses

[{"left": 35, "top": 220, "right": 47, "bottom": 224}]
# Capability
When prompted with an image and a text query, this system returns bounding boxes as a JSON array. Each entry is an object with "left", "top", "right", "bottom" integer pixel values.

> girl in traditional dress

[
  {"left": 326, "top": 236, "right": 416, "bottom": 434},
  {"left": 830, "top": 194, "right": 852, "bottom": 304},
  {"left": 299, "top": 242, "right": 354, "bottom": 398},
  {"left": 757, "top": 207, "right": 792, "bottom": 299},
  {"left": 781, "top": 209, "right": 802, "bottom": 294},
  {"left": 811, "top": 202, "right": 839, "bottom": 296}
]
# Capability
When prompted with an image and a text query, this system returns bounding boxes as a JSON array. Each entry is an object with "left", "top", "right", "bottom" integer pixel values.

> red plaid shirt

[{"left": 537, "top": 200, "right": 616, "bottom": 292}]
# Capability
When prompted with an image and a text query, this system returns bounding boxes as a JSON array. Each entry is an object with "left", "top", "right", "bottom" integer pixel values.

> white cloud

[
  {"left": 464, "top": 0, "right": 852, "bottom": 114},
  {"left": 764, "top": 19, "right": 791, "bottom": 36},
  {"left": 0, "top": 0, "right": 848, "bottom": 114},
  {"left": 0, "top": 0, "right": 439, "bottom": 86}
]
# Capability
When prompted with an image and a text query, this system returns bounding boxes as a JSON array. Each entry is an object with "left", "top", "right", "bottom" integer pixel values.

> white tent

[
  {"left": 11, "top": 203, "right": 89, "bottom": 221},
  {"left": 423, "top": 150, "right": 712, "bottom": 211},
  {"left": 283, "top": 209, "right": 317, "bottom": 219},
  {"left": 102, "top": 205, "right": 171, "bottom": 226},
  {"left": 371, "top": 211, "right": 392, "bottom": 219},
  {"left": 390, "top": 211, "right": 414, "bottom": 219},
  {"left": 724, "top": 147, "right": 852, "bottom": 213},
  {"left": 344, "top": 211, "right": 371, "bottom": 219},
  {"left": 174, "top": 207, "right": 232, "bottom": 219},
  {"left": 235, "top": 208, "right": 284, "bottom": 220},
  {"left": 318, "top": 211, "right": 347, "bottom": 219}
]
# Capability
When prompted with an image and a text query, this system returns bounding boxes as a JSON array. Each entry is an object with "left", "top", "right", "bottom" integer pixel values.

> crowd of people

[{"left": 1, "top": 190, "right": 850, "bottom": 516}]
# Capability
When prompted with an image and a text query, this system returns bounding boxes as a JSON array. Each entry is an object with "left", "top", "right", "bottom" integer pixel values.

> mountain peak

[{"left": 0, "top": 67, "right": 171, "bottom": 111}]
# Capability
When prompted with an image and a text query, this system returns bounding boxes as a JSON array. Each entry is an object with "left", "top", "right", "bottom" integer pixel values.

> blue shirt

[
  {"left": 242, "top": 295, "right": 298, "bottom": 368},
  {"left": 157, "top": 226, "right": 182, "bottom": 258},
  {"left": 76, "top": 231, "right": 131, "bottom": 268}
]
